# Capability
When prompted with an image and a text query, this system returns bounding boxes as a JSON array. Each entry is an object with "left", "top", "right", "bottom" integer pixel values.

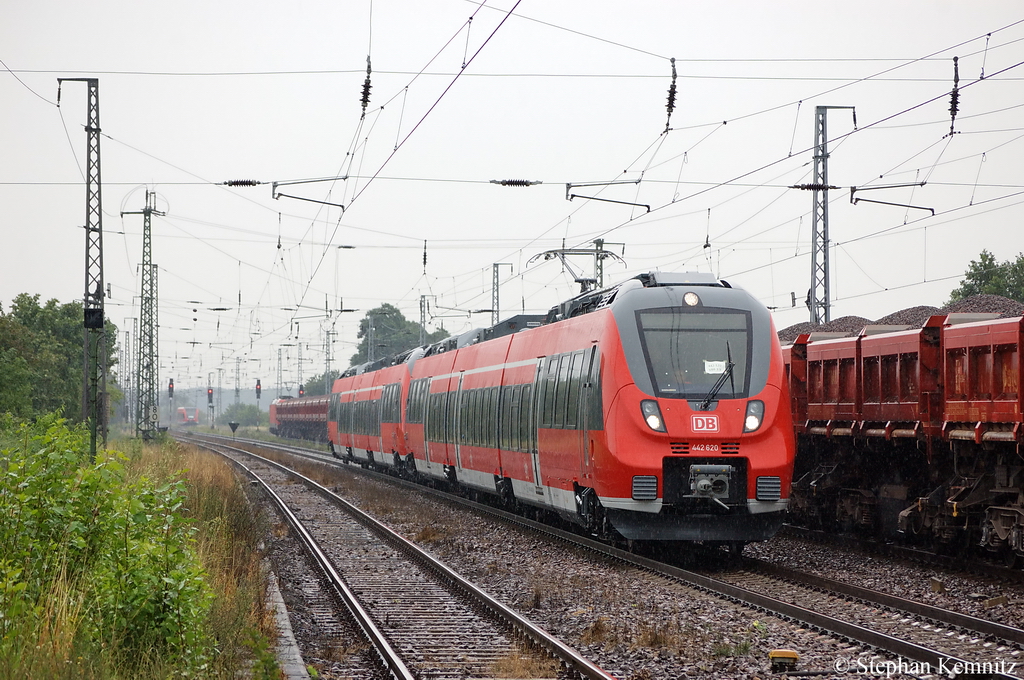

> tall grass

[{"left": 0, "top": 414, "right": 279, "bottom": 679}]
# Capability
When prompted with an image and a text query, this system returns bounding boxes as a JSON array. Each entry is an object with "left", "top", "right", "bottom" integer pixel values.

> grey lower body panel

[{"left": 606, "top": 507, "right": 786, "bottom": 542}]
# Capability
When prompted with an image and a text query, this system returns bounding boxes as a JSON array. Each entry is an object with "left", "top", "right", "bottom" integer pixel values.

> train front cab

[{"left": 591, "top": 277, "right": 794, "bottom": 544}]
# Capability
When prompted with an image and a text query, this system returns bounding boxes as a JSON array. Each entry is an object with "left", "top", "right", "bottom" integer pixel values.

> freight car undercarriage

[{"left": 791, "top": 430, "right": 1024, "bottom": 565}]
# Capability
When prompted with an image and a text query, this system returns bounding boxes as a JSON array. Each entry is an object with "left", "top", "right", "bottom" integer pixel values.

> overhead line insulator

[
  {"left": 489, "top": 179, "right": 542, "bottom": 187},
  {"left": 223, "top": 179, "right": 262, "bottom": 187}
]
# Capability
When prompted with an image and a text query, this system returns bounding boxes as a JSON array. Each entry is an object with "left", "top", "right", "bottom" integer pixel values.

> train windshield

[{"left": 636, "top": 307, "right": 751, "bottom": 399}]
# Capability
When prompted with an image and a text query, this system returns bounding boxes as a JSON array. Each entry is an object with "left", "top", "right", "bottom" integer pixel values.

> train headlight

[
  {"left": 683, "top": 292, "right": 700, "bottom": 306},
  {"left": 640, "top": 400, "right": 666, "bottom": 432},
  {"left": 743, "top": 400, "right": 765, "bottom": 432}
]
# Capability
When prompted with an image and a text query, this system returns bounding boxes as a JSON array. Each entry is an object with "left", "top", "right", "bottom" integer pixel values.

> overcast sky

[{"left": 3, "top": 1, "right": 1022, "bottom": 398}]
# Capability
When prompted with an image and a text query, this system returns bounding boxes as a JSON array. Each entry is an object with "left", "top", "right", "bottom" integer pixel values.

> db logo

[{"left": 691, "top": 415, "right": 719, "bottom": 433}]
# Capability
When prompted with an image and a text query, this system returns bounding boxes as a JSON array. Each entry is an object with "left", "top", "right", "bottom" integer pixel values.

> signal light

[
  {"left": 207, "top": 388, "right": 213, "bottom": 404},
  {"left": 299, "top": 385, "right": 305, "bottom": 397},
  {"left": 255, "top": 379, "right": 261, "bottom": 399},
  {"left": 168, "top": 379, "right": 174, "bottom": 398}
]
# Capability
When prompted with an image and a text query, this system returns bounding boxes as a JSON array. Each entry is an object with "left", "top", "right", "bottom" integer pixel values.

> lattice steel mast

[
  {"left": 58, "top": 77, "right": 106, "bottom": 458},
  {"left": 122, "top": 190, "right": 164, "bottom": 438},
  {"left": 807, "top": 105, "right": 854, "bottom": 325}
]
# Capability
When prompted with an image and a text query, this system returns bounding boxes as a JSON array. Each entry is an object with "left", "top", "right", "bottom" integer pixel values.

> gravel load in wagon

[{"left": 778, "top": 295, "right": 1024, "bottom": 344}]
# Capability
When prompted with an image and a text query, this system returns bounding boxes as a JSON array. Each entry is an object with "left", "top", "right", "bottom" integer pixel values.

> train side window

[
  {"left": 381, "top": 383, "right": 395, "bottom": 423},
  {"left": 438, "top": 390, "right": 449, "bottom": 444},
  {"left": 489, "top": 386, "right": 500, "bottom": 448},
  {"left": 522, "top": 383, "right": 536, "bottom": 452},
  {"left": 477, "top": 389, "right": 486, "bottom": 446},
  {"left": 474, "top": 388, "right": 483, "bottom": 446},
  {"left": 586, "top": 345, "right": 603, "bottom": 431},
  {"left": 553, "top": 354, "right": 570, "bottom": 428},
  {"left": 458, "top": 389, "right": 469, "bottom": 443},
  {"left": 509, "top": 385, "right": 522, "bottom": 451},
  {"left": 455, "top": 388, "right": 464, "bottom": 446},
  {"left": 540, "top": 356, "right": 558, "bottom": 428},
  {"left": 426, "top": 391, "right": 439, "bottom": 443},
  {"left": 480, "top": 387, "right": 488, "bottom": 447},
  {"left": 483, "top": 387, "right": 494, "bottom": 447},
  {"left": 463, "top": 389, "right": 473, "bottom": 446},
  {"left": 419, "top": 380, "right": 429, "bottom": 422},
  {"left": 498, "top": 386, "right": 507, "bottom": 450},
  {"left": 406, "top": 379, "right": 423, "bottom": 423}
]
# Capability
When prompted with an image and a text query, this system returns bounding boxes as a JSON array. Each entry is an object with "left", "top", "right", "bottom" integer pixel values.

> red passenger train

[
  {"left": 176, "top": 407, "right": 201, "bottom": 427},
  {"left": 785, "top": 313, "right": 1024, "bottom": 563},
  {"left": 276, "top": 272, "right": 796, "bottom": 549}
]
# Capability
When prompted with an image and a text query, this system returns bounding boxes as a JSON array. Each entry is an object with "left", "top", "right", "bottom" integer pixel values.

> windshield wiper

[{"left": 698, "top": 342, "right": 735, "bottom": 411}]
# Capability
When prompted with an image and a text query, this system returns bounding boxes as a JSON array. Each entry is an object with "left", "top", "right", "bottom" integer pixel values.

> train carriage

[{"left": 270, "top": 395, "right": 330, "bottom": 441}]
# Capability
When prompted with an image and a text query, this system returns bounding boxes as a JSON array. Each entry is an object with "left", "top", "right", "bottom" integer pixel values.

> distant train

[
  {"left": 269, "top": 394, "right": 330, "bottom": 441},
  {"left": 273, "top": 272, "right": 796, "bottom": 550},
  {"left": 176, "top": 406, "right": 201, "bottom": 427},
  {"left": 784, "top": 313, "right": 1024, "bottom": 564}
]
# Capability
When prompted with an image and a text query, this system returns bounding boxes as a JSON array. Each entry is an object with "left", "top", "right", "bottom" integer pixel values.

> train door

[
  {"left": 453, "top": 373, "right": 465, "bottom": 472},
  {"left": 531, "top": 360, "right": 546, "bottom": 495},
  {"left": 421, "top": 376, "right": 434, "bottom": 466},
  {"left": 375, "top": 389, "right": 385, "bottom": 460},
  {"left": 579, "top": 345, "right": 600, "bottom": 479}
]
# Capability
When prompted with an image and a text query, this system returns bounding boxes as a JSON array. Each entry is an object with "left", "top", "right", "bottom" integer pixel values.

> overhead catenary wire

[{"left": 18, "top": 12, "right": 1024, "bottom": 377}]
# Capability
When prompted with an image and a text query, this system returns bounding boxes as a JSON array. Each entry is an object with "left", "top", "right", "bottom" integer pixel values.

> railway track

[
  {"left": 187, "top": 435, "right": 614, "bottom": 680},
  {"left": 779, "top": 523, "right": 1024, "bottom": 585},
  {"left": 187, "top": 432, "right": 1024, "bottom": 678}
]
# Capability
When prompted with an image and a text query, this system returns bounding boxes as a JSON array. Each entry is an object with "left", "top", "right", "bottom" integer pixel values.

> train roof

[{"left": 337, "top": 271, "right": 726, "bottom": 379}]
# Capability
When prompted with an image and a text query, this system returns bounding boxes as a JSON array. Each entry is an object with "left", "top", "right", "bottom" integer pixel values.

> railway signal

[
  {"left": 298, "top": 385, "right": 305, "bottom": 397},
  {"left": 207, "top": 387, "right": 214, "bottom": 404},
  {"left": 168, "top": 379, "right": 174, "bottom": 399},
  {"left": 255, "top": 379, "right": 261, "bottom": 399}
]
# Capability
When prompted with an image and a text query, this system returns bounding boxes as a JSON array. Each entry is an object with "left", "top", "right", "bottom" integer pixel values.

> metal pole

[
  {"left": 60, "top": 77, "right": 105, "bottom": 458},
  {"left": 809, "top": 105, "right": 855, "bottom": 324},
  {"left": 123, "top": 191, "right": 163, "bottom": 438}
]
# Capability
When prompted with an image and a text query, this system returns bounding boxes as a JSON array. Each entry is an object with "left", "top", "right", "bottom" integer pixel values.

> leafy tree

[
  {"left": 947, "top": 249, "right": 1024, "bottom": 304},
  {"left": 349, "top": 303, "right": 448, "bottom": 365},
  {"left": 216, "top": 402, "right": 268, "bottom": 427},
  {"left": 0, "top": 348, "right": 33, "bottom": 417},
  {"left": 302, "top": 369, "right": 338, "bottom": 397},
  {"left": 0, "top": 294, "right": 119, "bottom": 419}
]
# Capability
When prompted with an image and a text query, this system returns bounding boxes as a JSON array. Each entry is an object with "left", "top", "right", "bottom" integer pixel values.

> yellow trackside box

[{"left": 769, "top": 649, "right": 799, "bottom": 672}]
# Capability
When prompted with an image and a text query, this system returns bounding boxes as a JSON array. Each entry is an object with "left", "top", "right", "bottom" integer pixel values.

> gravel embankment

[
  {"left": 746, "top": 534, "right": 1024, "bottom": 629},
  {"left": 305, "top": 467, "right": 900, "bottom": 679}
]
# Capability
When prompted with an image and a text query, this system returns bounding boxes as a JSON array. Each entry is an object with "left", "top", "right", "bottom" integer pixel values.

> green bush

[{"left": 0, "top": 413, "right": 213, "bottom": 677}]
